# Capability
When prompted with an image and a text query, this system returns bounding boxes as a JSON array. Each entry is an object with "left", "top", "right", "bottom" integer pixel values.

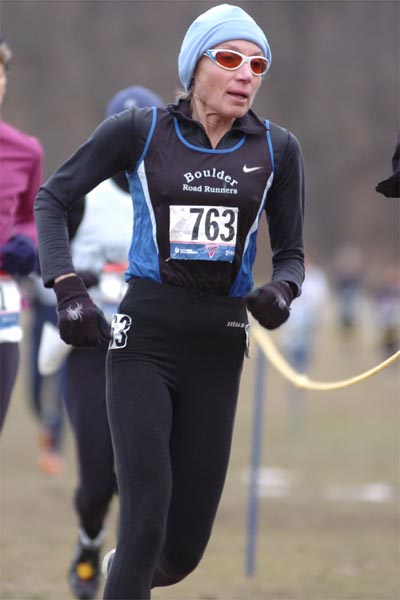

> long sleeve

[
  {"left": 266, "top": 124, "right": 305, "bottom": 295},
  {"left": 34, "top": 108, "right": 151, "bottom": 287}
]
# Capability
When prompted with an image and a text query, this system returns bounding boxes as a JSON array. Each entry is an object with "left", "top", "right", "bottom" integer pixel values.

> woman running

[{"left": 34, "top": 5, "right": 305, "bottom": 598}]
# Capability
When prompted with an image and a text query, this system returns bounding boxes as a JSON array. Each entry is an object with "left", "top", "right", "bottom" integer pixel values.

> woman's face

[{"left": 192, "top": 39, "right": 264, "bottom": 120}]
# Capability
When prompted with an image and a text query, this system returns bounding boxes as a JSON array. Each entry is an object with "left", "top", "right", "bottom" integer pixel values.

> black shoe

[{"left": 68, "top": 528, "right": 105, "bottom": 600}]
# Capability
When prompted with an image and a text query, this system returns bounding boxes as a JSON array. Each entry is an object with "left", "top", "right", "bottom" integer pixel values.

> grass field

[{"left": 1, "top": 306, "right": 399, "bottom": 600}]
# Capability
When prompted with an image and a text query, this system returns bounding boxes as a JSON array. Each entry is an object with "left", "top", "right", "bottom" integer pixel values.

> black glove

[
  {"left": 54, "top": 275, "right": 110, "bottom": 347},
  {"left": 76, "top": 270, "right": 99, "bottom": 289},
  {"left": 0, "top": 234, "right": 36, "bottom": 276},
  {"left": 244, "top": 281, "right": 294, "bottom": 330}
]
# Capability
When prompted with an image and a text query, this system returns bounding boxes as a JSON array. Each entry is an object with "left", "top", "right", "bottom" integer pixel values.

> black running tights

[{"left": 103, "top": 278, "right": 247, "bottom": 599}]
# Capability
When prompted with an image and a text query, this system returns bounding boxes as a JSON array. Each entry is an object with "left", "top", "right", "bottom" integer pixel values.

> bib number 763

[{"left": 169, "top": 205, "right": 238, "bottom": 262}]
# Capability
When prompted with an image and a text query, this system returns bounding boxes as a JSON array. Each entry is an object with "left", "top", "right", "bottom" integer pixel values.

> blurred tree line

[{"left": 2, "top": 0, "right": 399, "bottom": 282}]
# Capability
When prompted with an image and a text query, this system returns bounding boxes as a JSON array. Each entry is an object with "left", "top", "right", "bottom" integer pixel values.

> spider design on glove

[
  {"left": 66, "top": 302, "right": 84, "bottom": 321},
  {"left": 276, "top": 294, "right": 289, "bottom": 310}
]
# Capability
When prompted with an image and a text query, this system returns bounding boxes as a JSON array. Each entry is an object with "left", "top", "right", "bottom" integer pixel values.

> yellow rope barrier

[{"left": 251, "top": 326, "right": 400, "bottom": 391}]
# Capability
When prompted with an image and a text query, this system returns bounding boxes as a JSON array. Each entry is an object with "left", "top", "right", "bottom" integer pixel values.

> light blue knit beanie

[{"left": 178, "top": 4, "right": 271, "bottom": 91}]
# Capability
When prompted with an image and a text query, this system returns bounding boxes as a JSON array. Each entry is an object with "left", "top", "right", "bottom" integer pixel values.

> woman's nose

[{"left": 236, "top": 62, "right": 253, "bottom": 81}]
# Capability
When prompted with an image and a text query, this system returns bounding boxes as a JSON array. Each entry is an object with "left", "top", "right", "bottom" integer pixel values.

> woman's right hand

[{"left": 54, "top": 274, "right": 110, "bottom": 346}]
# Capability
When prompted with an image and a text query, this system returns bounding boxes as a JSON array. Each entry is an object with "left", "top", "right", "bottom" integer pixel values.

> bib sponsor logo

[{"left": 206, "top": 245, "right": 219, "bottom": 258}]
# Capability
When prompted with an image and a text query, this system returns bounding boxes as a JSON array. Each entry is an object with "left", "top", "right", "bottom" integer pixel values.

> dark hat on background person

[
  {"left": 106, "top": 85, "right": 164, "bottom": 117},
  {"left": 376, "top": 132, "right": 400, "bottom": 198},
  {"left": 178, "top": 3, "right": 271, "bottom": 92}
]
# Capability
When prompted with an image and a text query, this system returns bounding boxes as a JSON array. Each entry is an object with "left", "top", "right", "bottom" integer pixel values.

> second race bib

[{"left": 0, "top": 275, "right": 22, "bottom": 342}]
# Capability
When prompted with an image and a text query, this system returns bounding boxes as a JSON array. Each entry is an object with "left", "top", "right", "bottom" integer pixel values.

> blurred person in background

[
  {"left": 374, "top": 133, "right": 400, "bottom": 357},
  {"left": 23, "top": 269, "right": 66, "bottom": 475},
  {"left": 34, "top": 4, "right": 305, "bottom": 599},
  {"left": 280, "top": 254, "right": 329, "bottom": 430},
  {"left": 372, "top": 261, "right": 400, "bottom": 359},
  {"left": 37, "top": 86, "right": 163, "bottom": 600},
  {"left": 24, "top": 196, "right": 101, "bottom": 475},
  {"left": 0, "top": 38, "right": 43, "bottom": 430},
  {"left": 332, "top": 244, "right": 364, "bottom": 336},
  {"left": 19, "top": 199, "right": 90, "bottom": 475},
  {"left": 376, "top": 131, "right": 399, "bottom": 199}
]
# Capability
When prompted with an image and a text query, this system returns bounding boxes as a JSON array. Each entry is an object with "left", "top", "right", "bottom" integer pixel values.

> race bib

[
  {"left": 169, "top": 205, "right": 238, "bottom": 262},
  {"left": 99, "top": 263, "right": 128, "bottom": 322},
  {"left": 0, "top": 276, "right": 21, "bottom": 330},
  {"left": 0, "top": 275, "right": 22, "bottom": 342}
]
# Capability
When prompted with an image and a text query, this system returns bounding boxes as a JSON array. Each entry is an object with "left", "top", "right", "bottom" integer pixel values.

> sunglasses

[{"left": 203, "top": 49, "right": 269, "bottom": 77}]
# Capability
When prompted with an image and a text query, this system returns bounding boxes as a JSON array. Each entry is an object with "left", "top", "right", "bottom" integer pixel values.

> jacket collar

[{"left": 167, "top": 99, "right": 267, "bottom": 136}]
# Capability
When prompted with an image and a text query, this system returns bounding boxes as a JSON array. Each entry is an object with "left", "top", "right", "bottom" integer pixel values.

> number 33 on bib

[{"left": 169, "top": 205, "right": 238, "bottom": 262}]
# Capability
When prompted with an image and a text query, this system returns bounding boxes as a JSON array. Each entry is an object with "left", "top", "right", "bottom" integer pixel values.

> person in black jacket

[
  {"left": 376, "top": 131, "right": 400, "bottom": 198},
  {"left": 34, "top": 4, "right": 305, "bottom": 598}
]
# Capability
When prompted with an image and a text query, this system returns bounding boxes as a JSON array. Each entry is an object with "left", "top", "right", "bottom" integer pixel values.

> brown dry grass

[{"left": 1, "top": 310, "right": 399, "bottom": 600}]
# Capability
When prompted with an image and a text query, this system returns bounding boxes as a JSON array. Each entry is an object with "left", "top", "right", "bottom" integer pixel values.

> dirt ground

[{"left": 1, "top": 307, "right": 399, "bottom": 600}]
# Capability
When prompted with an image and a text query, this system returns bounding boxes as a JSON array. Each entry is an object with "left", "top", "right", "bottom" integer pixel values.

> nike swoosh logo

[{"left": 243, "top": 165, "right": 263, "bottom": 173}]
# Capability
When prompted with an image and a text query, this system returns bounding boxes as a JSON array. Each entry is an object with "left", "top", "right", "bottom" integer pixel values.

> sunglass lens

[
  {"left": 215, "top": 51, "right": 242, "bottom": 69},
  {"left": 251, "top": 58, "right": 268, "bottom": 75}
]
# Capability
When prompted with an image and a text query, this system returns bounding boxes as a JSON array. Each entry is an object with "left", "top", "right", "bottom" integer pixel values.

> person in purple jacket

[{"left": 0, "top": 38, "right": 43, "bottom": 430}]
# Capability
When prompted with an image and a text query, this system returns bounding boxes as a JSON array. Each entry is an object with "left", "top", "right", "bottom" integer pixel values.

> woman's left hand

[{"left": 244, "top": 280, "right": 293, "bottom": 329}]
